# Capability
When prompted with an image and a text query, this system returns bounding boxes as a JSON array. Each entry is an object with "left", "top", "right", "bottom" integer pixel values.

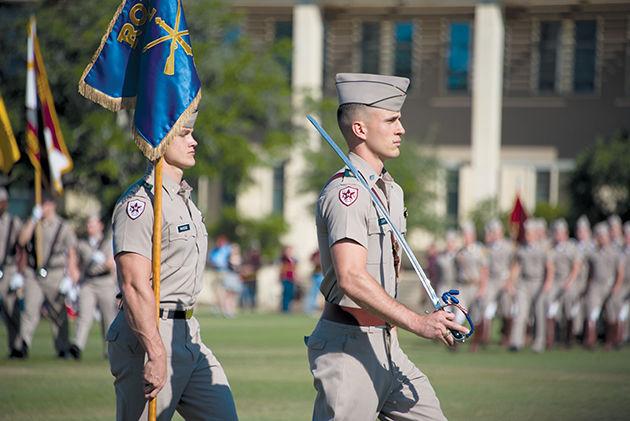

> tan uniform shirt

[
  {"left": 455, "top": 242, "right": 487, "bottom": 284},
  {"left": 437, "top": 251, "right": 457, "bottom": 288},
  {"left": 587, "top": 245, "right": 621, "bottom": 287},
  {"left": 487, "top": 239, "right": 513, "bottom": 285},
  {"left": 112, "top": 168, "right": 207, "bottom": 308},
  {"left": 515, "top": 243, "right": 548, "bottom": 283},
  {"left": 0, "top": 212, "right": 22, "bottom": 271},
  {"left": 77, "top": 235, "right": 114, "bottom": 280},
  {"left": 29, "top": 215, "right": 76, "bottom": 271},
  {"left": 316, "top": 152, "right": 406, "bottom": 308},
  {"left": 551, "top": 239, "right": 581, "bottom": 286}
]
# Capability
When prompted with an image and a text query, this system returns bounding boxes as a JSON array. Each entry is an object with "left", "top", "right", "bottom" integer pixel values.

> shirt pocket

[
  {"left": 367, "top": 217, "right": 391, "bottom": 265},
  {"left": 165, "top": 223, "right": 196, "bottom": 268}
]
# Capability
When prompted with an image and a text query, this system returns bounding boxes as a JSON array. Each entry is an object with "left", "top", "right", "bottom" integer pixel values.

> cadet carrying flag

[
  {"left": 78, "top": 0, "right": 200, "bottom": 160},
  {"left": 0, "top": 93, "right": 21, "bottom": 174},
  {"left": 26, "top": 17, "right": 73, "bottom": 194}
]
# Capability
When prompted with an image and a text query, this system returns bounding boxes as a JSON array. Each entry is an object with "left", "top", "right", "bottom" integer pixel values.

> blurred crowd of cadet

[{"left": 1, "top": 184, "right": 628, "bottom": 360}]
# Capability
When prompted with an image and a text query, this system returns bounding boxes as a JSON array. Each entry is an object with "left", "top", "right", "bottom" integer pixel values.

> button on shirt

[
  {"left": 112, "top": 168, "right": 208, "bottom": 308},
  {"left": 316, "top": 152, "right": 406, "bottom": 308}
]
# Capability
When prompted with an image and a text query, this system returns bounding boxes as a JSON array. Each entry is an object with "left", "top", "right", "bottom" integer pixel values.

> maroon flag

[{"left": 509, "top": 194, "right": 528, "bottom": 243}]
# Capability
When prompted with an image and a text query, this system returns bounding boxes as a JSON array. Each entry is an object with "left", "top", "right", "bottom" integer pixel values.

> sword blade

[{"left": 307, "top": 115, "right": 442, "bottom": 310}]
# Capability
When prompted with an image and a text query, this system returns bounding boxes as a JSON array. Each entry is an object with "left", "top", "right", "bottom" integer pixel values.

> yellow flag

[{"left": 0, "top": 94, "right": 21, "bottom": 174}]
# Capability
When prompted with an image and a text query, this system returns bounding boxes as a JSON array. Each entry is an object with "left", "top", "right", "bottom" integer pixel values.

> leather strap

[{"left": 322, "top": 302, "right": 387, "bottom": 327}]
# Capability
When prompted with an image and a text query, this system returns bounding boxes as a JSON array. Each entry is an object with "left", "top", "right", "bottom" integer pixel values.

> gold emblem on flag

[{"left": 142, "top": 0, "right": 192, "bottom": 76}]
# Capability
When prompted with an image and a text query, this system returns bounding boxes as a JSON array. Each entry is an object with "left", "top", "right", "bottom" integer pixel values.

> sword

[{"left": 307, "top": 115, "right": 473, "bottom": 342}]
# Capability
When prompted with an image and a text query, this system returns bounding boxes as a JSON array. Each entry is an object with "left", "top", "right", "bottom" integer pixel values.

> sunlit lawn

[{"left": 1, "top": 309, "right": 629, "bottom": 420}]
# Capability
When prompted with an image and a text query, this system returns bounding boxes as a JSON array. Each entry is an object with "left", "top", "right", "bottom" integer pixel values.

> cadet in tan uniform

[
  {"left": 108, "top": 114, "right": 238, "bottom": 420},
  {"left": 605, "top": 222, "right": 629, "bottom": 348},
  {"left": 545, "top": 219, "right": 582, "bottom": 350},
  {"left": 568, "top": 215, "right": 594, "bottom": 343},
  {"left": 482, "top": 219, "right": 513, "bottom": 347},
  {"left": 454, "top": 222, "right": 488, "bottom": 351},
  {"left": 437, "top": 230, "right": 458, "bottom": 295},
  {"left": 13, "top": 193, "right": 79, "bottom": 358},
  {"left": 507, "top": 220, "right": 554, "bottom": 352},
  {"left": 307, "top": 73, "right": 468, "bottom": 421},
  {"left": 0, "top": 187, "right": 24, "bottom": 357},
  {"left": 69, "top": 215, "right": 117, "bottom": 360},
  {"left": 584, "top": 222, "right": 623, "bottom": 349}
]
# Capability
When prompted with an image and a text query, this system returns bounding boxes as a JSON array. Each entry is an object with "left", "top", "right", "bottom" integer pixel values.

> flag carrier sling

[{"left": 307, "top": 115, "right": 474, "bottom": 342}]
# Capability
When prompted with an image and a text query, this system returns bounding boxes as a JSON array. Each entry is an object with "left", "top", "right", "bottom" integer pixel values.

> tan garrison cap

[
  {"left": 183, "top": 110, "right": 198, "bottom": 129},
  {"left": 594, "top": 222, "right": 609, "bottom": 237},
  {"left": 552, "top": 218, "right": 568, "bottom": 233},
  {"left": 335, "top": 73, "right": 410, "bottom": 112}
]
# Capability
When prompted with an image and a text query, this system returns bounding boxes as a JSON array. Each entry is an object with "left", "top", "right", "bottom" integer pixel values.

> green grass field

[{"left": 1, "top": 309, "right": 629, "bottom": 421}]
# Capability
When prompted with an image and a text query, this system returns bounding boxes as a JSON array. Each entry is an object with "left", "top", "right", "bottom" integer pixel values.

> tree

[
  {"left": 300, "top": 98, "right": 443, "bottom": 233},
  {"left": 0, "top": 0, "right": 295, "bottom": 219},
  {"left": 569, "top": 131, "right": 630, "bottom": 223}
]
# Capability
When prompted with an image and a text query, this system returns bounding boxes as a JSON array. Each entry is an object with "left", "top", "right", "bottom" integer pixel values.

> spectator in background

[
  {"left": 305, "top": 250, "right": 323, "bottom": 315},
  {"left": 221, "top": 244, "right": 243, "bottom": 318},
  {"left": 279, "top": 246, "right": 297, "bottom": 313},
  {"left": 208, "top": 234, "right": 232, "bottom": 317},
  {"left": 240, "top": 246, "right": 261, "bottom": 311},
  {"left": 425, "top": 243, "right": 440, "bottom": 293}
]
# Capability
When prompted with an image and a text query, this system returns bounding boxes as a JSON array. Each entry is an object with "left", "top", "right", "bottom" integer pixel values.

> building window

[
  {"left": 274, "top": 20, "right": 293, "bottom": 79},
  {"left": 446, "top": 168, "right": 459, "bottom": 226},
  {"left": 538, "top": 21, "right": 561, "bottom": 92},
  {"left": 272, "top": 164, "right": 285, "bottom": 215},
  {"left": 447, "top": 22, "right": 471, "bottom": 92},
  {"left": 361, "top": 22, "right": 380, "bottom": 74},
  {"left": 394, "top": 22, "right": 413, "bottom": 79},
  {"left": 535, "top": 169, "right": 551, "bottom": 204},
  {"left": 573, "top": 20, "right": 597, "bottom": 93}
]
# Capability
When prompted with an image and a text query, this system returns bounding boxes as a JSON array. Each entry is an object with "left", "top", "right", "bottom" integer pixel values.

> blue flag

[{"left": 79, "top": 0, "right": 200, "bottom": 160}]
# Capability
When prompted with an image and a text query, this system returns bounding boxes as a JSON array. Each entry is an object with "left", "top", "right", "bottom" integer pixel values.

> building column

[
  {"left": 470, "top": 1, "right": 504, "bottom": 207},
  {"left": 284, "top": 3, "right": 323, "bottom": 271}
]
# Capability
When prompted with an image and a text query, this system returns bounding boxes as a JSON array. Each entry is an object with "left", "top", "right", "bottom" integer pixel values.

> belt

[
  {"left": 322, "top": 302, "right": 387, "bottom": 327},
  {"left": 159, "top": 308, "right": 193, "bottom": 320}
]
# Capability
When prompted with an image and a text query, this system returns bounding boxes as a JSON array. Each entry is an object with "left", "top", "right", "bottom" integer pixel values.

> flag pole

[
  {"left": 148, "top": 156, "right": 163, "bottom": 421},
  {"left": 34, "top": 167, "right": 43, "bottom": 269}
]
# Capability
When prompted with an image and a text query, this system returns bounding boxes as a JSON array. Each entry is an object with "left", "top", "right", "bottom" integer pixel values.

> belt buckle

[{"left": 38, "top": 267, "right": 48, "bottom": 278}]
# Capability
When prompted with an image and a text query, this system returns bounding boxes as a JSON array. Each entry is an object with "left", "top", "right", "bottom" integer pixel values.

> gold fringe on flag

[
  {"left": 77, "top": 0, "right": 135, "bottom": 111},
  {"left": 132, "top": 91, "right": 201, "bottom": 161}
]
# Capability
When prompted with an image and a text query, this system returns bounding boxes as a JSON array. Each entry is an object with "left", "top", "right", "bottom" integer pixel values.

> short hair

[{"left": 337, "top": 103, "right": 368, "bottom": 139}]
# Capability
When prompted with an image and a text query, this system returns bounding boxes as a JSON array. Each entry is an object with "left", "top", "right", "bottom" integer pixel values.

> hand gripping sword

[{"left": 307, "top": 115, "right": 474, "bottom": 342}]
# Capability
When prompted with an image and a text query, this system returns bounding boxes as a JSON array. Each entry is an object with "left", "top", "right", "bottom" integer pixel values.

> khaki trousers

[
  {"left": 73, "top": 275, "right": 117, "bottom": 350},
  {"left": 17, "top": 268, "right": 69, "bottom": 353},
  {"left": 586, "top": 280, "right": 613, "bottom": 322},
  {"left": 509, "top": 281, "right": 544, "bottom": 350},
  {"left": 0, "top": 265, "right": 21, "bottom": 352},
  {"left": 107, "top": 311, "right": 238, "bottom": 421},
  {"left": 306, "top": 319, "right": 446, "bottom": 421},
  {"left": 605, "top": 285, "right": 629, "bottom": 322}
]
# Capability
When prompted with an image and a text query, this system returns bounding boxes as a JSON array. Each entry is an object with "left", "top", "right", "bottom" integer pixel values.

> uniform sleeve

[
  {"left": 112, "top": 197, "right": 153, "bottom": 260},
  {"left": 318, "top": 183, "right": 371, "bottom": 249},
  {"left": 62, "top": 224, "right": 78, "bottom": 250}
]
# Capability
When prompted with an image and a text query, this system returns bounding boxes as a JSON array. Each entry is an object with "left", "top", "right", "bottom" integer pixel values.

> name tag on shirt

[{"left": 178, "top": 224, "right": 191, "bottom": 233}]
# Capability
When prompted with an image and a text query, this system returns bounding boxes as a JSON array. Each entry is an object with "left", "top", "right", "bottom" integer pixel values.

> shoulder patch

[
  {"left": 126, "top": 200, "right": 146, "bottom": 220},
  {"left": 339, "top": 186, "right": 359, "bottom": 206}
]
